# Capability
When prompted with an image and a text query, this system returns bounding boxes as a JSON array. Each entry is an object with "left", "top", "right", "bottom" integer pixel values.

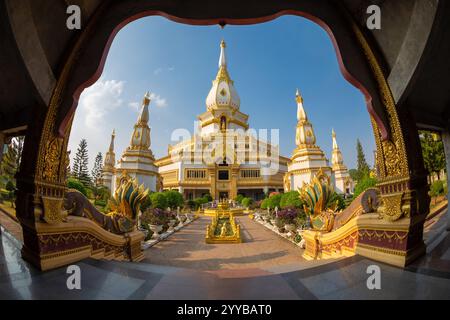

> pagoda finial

[
  {"left": 296, "top": 89, "right": 307, "bottom": 121},
  {"left": 219, "top": 39, "right": 227, "bottom": 68},
  {"left": 295, "top": 88, "right": 303, "bottom": 104},
  {"left": 332, "top": 128, "right": 338, "bottom": 149},
  {"left": 109, "top": 129, "right": 116, "bottom": 152},
  {"left": 143, "top": 91, "right": 151, "bottom": 106},
  {"left": 137, "top": 91, "right": 151, "bottom": 125}
]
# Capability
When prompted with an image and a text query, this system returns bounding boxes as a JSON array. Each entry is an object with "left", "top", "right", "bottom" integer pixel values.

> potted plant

[
  {"left": 274, "top": 218, "right": 285, "bottom": 233},
  {"left": 142, "top": 208, "right": 167, "bottom": 239},
  {"left": 294, "top": 213, "right": 307, "bottom": 232},
  {"left": 277, "top": 207, "right": 297, "bottom": 232}
]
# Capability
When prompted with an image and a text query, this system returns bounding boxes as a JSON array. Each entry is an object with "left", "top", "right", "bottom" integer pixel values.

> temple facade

[
  {"left": 102, "top": 41, "right": 353, "bottom": 199},
  {"left": 285, "top": 91, "right": 353, "bottom": 195},
  {"left": 156, "top": 40, "right": 288, "bottom": 200},
  {"left": 101, "top": 92, "right": 159, "bottom": 193}
]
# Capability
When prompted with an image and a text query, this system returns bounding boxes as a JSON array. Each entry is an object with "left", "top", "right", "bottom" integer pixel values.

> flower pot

[
  {"left": 285, "top": 224, "right": 296, "bottom": 232},
  {"left": 168, "top": 219, "right": 176, "bottom": 231},
  {"left": 149, "top": 224, "right": 162, "bottom": 239}
]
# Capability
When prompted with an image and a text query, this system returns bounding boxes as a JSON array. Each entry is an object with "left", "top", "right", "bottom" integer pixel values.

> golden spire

[
  {"left": 331, "top": 129, "right": 344, "bottom": 166},
  {"left": 215, "top": 39, "right": 231, "bottom": 82},
  {"left": 127, "top": 91, "right": 152, "bottom": 152},
  {"left": 295, "top": 88, "right": 303, "bottom": 104},
  {"left": 296, "top": 89, "right": 307, "bottom": 122},
  {"left": 332, "top": 128, "right": 338, "bottom": 150},
  {"left": 137, "top": 91, "right": 151, "bottom": 125},
  {"left": 219, "top": 39, "right": 226, "bottom": 67},
  {"left": 294, "top": 89, "right": 316, "bottom": 147},
  {"left": 104, "top": 129, "right": 116, "bottom": 168},
  {"left": 109, "top": 129, "right": 115, "bottom": 152}
]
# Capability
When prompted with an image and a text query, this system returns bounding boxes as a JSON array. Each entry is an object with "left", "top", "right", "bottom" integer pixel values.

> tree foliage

[
  {"left": 67, "top": 177, "right": 88, "bottom": 196},
  {"left": 91, "top": 152, "right": 103, "bottom": 187},
  {"left": 241, "top": 197, "right": 253, "bottom": 208},
  {"left": 353, "top": 176, "right": 377, "bottom": 198},
  {"left": 0, "top": 136, "right": 24, "bottom": 181},
  {"left": 164, "top": 190, "right": 184, "bottom": 209},
  {"left": 72, "top": 139, "right": 91, "bottom": 187},
  {"left": 419, "top": 131, "right": 446, "bottom": 180},
  {"left": 266, "top": 193, "right": 282, "bottom": 209},
  {"left": 150, "top": 192, "right": 168, "bottom": 209},
  {"left": 355, "top": 138, "right": 370, "bottom": 181},
  {"left": 280, "top": 191, "right": 303, "bottom": 208}
]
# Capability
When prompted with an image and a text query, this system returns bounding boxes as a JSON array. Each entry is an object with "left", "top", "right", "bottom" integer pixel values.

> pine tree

[
  {"left": 91, "top": 152, "right": 103, "bottom": 187},
  {"left": 0, "top": 136, "right": 24, "bottom": 181},
  {"left": 72, "top": 139, "right": 91, "bottom": 187},
  {"left": 420, "top": 131, "right": 446, "bottom": 180},
  {"left": 356, "top": 139, "right": 370, "bottom": 181}
]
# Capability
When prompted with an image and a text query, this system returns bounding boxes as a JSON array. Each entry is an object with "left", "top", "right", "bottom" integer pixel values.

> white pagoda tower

[
  {"left": 285, "top": 89, "right": 331, "bottom": 191},
  {"left": 101, "top": 129, "right": 116, "bottom": 191},
  {"left": 113, "top": 92, "right": 159, "bottom": 192},
  {"left": 330, "top": 129, "right": 353, "bottom": 194}
]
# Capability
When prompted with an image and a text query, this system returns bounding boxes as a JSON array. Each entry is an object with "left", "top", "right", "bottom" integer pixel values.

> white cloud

[
  {"left": 128, "top": 101, "right": 140, "bottom": 112},
  {"left": 154, "top": 66, "right": 175, "bottom": 75},
  {"left": 149, "top": 93, "right": 168, "bottom": 108},
  {"left": 128, "top": 92, "right": 168, "bottom": 111},
  {"left": 79, "top": 79, "right": 124, "bottom": 129}
]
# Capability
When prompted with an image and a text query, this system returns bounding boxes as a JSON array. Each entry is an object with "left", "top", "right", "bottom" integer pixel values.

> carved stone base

[
  {"left": 302, "top": 213, "right": 426, "bottom": 268},
  {"left": 21, "top": 216, "right": 145, "bottom": 271}
]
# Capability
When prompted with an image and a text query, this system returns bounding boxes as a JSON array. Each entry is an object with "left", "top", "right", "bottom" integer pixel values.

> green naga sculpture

[
  {"left": 298, "top": 169, "right": 339, "bottom": 232},
  {"left": 65, "top": 178, "right": 149, "bottom": 234}
]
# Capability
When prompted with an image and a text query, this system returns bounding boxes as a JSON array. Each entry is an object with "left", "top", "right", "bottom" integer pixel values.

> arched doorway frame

[{"left": 16, "top": 0, "right": 429, "bottom": 269}]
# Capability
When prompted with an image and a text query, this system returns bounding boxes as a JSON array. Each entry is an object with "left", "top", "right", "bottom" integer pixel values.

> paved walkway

[
  {"left": 1, "top": 229, "right": 450, "bottom": 299},
  {"left": 144, "top": 216, "right": 331, "bottom": 272}
]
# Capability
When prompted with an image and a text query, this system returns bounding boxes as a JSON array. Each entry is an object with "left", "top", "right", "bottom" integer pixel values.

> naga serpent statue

[
  {"left": 298, "top": 169, "right": 338, "bottom": 232},
  {"left": 64, "top": 178, "right": 149, "bottom": 234}
]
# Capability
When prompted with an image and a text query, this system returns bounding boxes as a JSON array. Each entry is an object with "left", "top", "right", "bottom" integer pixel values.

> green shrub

[
  {"left": 150, "top": 192, "right": 168, "bottom": 209},
  {"left": 67, "top": 178, "right": 88, "bottom": 196},
  {"left": 235, "top": 194, "right": 244, "bottom": 204},
  {"left": 260, "top": 198, "right": 269, "bottom": 210},
  {"left": 186, "top": 199, "right": 196, "bottom": 209},
  {"left": 203, "top": 193, "right": 213, "bottom": 202},
  {"left": 164, "top": 190, "right": 184, "bottom": 209},
  {"left": 194, "top": 196, "right": 209, "bottom": 209},
  {"left": 430, "top": 180, "right": 445, "bottom": 197},
  {"left": 267, "top": 193, "right": 282, "bottom": 209},
  {"left": 241, "top": 197, "right": 253, "bottom": 208},
  {"left": 353, "top": 176, "right": 377, "bottom": 198},
  {"left": 280, "top": 191, "right": 302, "bottom": 208},
  {"left": 328, "top": 192, "right": 346, "bottom": 211}
]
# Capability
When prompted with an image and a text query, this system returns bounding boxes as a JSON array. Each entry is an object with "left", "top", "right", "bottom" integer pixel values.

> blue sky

[{"left": 68, "top": 15, "right": 375, "bottom": 171}]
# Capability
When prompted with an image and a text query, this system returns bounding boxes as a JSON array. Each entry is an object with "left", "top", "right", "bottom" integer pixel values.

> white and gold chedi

[
  {"left": 102, "top": 92, "right": 159, "bottom": 193},
  {"left": 285, "top": 89, "right": 353, "bottom": 194},
  {"left": 157, "top": 39, "right": 288, "bottom": 200},
  {"left": 102, "top": 40, "right": 353, "bottom": 199}
]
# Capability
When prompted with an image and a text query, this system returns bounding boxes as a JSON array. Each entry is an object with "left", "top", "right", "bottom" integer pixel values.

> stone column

[{"left": 442, "top": 130, "right": 450, "bottom": 231}]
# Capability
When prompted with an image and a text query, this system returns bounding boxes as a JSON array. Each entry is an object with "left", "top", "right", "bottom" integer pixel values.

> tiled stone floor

[
  {"left": 143, "top": 216, "right": 335, "bottom": 271},
  {"left": 1, "top": 215, "right": 450, "bottom": 299}
]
